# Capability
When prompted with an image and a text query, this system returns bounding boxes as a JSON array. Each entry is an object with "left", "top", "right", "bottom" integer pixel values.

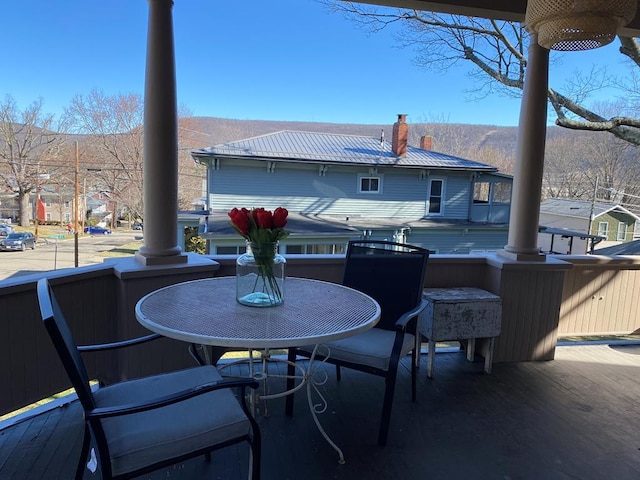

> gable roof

[
  {"left": 192, "top": 130, "right": 498, "bottom": 172},
  {"left": 540, "top": 198, "right": 640, "bottom": 221}
]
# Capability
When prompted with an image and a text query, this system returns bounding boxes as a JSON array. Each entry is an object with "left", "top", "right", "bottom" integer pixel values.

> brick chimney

[
  {"left": 392, "top": 114, "right": 408, "bottom": 156},
  {"left": 420, "top": 135, "right": 433, "bottom": 150}
]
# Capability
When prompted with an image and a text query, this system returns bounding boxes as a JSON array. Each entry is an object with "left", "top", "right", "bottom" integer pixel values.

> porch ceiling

[{"left": 356, "top": 0, "right": 640, "bottom": 37}]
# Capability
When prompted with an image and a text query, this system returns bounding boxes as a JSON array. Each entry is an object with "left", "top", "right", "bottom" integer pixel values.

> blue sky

[{"left": 4, "top": 0, "right": 633, "bottom": 127}]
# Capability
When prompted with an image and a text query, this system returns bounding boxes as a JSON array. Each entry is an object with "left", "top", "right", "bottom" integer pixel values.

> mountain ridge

[{"left": 183, "top": 116, "right": 527, "bottom": 161}]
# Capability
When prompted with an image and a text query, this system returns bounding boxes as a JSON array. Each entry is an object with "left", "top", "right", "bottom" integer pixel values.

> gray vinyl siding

[
  {"left": 209, "top": 161, "right": 429, "bottom": 218},
  {"left": 207, "top": 161, "right": 494, "bottom": 221},
  {"left": 435, "top": 174, "right": 472, "bottom": 220}
]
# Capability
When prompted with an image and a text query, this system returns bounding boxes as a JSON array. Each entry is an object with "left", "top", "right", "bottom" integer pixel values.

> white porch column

[
  {"left": 137, "top": 0, "right": 187, "bottom": 265},
  {"left": 499, "top": 34, "right": 549, "bottom": 262}
]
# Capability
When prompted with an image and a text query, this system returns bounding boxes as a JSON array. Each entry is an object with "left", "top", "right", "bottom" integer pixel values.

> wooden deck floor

[{"left": 2, "top": 343, "right": 640, "bottom": 480}]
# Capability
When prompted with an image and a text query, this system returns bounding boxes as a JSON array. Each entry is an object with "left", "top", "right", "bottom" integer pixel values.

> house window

[
  {"left": 359, "top": 176, "right": 381, "bottom": 194},
  {"left": 63, "top": 213, "right": 71, "bottom": 222},
  {"left": 45, "top": 199, "right": 51, "bottom": 207},
  {"left": 492, "top": 182, "right": 512, "bottom": 204},
  {"left": 473, "top": 182, "right": 490, "bottom": 204},
  {"left": 597, "top": 222, "right": 609, "bottom": 238},
  {"left": 473, "top": 181, "right": 511, "bottom": 204},
  {"left": 64, "top": 200, "right": 71, "bottom": 208},
  {"left": 427, "top": 179, "right": 444, "bottom": 215},
  {"left": 617, "top": 223, "right": 628, "bottom": 241}
]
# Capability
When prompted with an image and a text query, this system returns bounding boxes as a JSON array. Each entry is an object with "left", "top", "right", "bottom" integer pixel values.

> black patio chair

[
  {"left": 37, "top": 278, "right": 261, "bottom": 480},
  {"left": 286, "top": 240, "right": 429, "bottom": 446}
]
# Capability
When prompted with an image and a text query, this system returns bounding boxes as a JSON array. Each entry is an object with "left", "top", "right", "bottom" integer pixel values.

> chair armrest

[
  {"left": 77, "top": 333, "right": 162, "bottom": 352},
  {"left": 86, "top": 376, "right": 259, "bottom": 419},
  {"left": 394, "top": 298, "right": 429, "bottom": 331}
]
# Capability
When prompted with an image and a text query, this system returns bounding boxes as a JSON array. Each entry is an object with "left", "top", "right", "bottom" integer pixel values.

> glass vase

[{"left": 236, "top": 241, "right": 286, "bottom": 307}]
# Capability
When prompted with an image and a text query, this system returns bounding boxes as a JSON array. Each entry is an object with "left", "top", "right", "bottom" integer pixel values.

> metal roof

[
  {"left": 192, "top": 130, "right": 498, "bottom": 172},
  {"left": 540, "top": 198, "right": 640, "bottom": 221},
  {"left": 594, "top": 240, "right": 640, "bottom": 255},
  {"left": 538, "top": 226, "right": 606, "bottom": 241},
  {"left": 198, "top": 211, "right": 360, "bottom": 238}
]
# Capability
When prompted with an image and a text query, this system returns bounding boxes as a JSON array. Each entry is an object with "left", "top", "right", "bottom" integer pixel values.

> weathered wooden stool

[{"left": 418, "top": 287, "right": 502, "bottom": 378}]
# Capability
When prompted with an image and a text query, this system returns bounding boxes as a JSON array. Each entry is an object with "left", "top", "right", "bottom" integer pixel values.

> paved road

[{"left": 0, "top": 232, "right": 143, "bottom": 281}]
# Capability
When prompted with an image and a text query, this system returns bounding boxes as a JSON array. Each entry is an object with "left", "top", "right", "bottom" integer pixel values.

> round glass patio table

[
  {"left": 135, "top": 276, "right": 381, "bottom": 463},
  {"left": 135, "top": 277, "right": 379, "bottom": 348}
]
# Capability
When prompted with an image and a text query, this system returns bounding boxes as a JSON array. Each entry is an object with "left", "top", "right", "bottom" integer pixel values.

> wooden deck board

[{"left": 1, "top": 344, "right": 640, "bottom": 480}]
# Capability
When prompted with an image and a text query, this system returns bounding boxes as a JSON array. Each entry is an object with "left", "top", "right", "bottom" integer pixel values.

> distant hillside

[
  {"left": 183, "top": 116, "right": 525, "bottom": 159},
  {"left": 178, "top": 116, "right": 588, "bottom": 181}
]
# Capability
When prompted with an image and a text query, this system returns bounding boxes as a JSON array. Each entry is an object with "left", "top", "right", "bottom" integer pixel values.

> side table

[{"left": 418, "top": 287, "right": 502, "bottom": 378}]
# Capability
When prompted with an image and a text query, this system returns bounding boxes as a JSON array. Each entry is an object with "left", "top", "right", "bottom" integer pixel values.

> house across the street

[
  {"left": 191, "top": 114, "right": 513, "bottom": 254},
  {"left": 539, "top": 198, "right": 640, "bottom": 254}
]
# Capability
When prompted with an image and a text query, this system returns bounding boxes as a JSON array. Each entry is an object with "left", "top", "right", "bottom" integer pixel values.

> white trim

[
  {"left": 426, "top": 178, "right": 445, "bottom": 216},
  {"left": 597, "top": 221, "right": 609, "bottom": 237},
  {"left": 357, "top": 174, "right": 383, "bottom": 194}
]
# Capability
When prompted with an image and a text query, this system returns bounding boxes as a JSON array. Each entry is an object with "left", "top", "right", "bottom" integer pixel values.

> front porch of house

[
  {"left": 1, "top": 251, "right": 640, "bottom": 478},
  {"left": 2, "top": 342, "right": 639, "bottom": 479}
]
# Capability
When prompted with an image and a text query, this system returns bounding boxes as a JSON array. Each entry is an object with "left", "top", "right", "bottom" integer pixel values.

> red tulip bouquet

[{"left": 229, "top": 207, "right": 289, "bottom": 306}]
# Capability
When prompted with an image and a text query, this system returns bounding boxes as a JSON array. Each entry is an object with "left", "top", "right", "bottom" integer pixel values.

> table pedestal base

[{"left": 218, "top": 346, "right": 346, "bottom": 464}]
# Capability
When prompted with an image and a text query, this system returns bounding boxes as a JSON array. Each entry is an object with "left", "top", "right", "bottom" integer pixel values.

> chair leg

[
  {"left": 411, "top": 348, "right": 417, "bottom": 402},
  {"left": 250, "top": 415, "right": 262, "bottom": 480},
  {"left": 285, "top": 348, "right": 296, "bottom": 416},
  {"left": 377, "top": 376, "right": 397, "bottom": 446},
  {"left": 75, "top": 426, "right": 91, "bottom": 480}
]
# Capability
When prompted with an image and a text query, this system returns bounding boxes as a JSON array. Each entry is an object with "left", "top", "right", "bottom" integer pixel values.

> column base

[
  {"left": 497, "top": 249, "right": 547, "bottom": 262},
  {"left": 135, "top": 251, "right": 188, "bottom": 266}
]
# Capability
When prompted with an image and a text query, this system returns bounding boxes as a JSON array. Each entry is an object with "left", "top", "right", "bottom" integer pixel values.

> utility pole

[
  {"left": 82, "top": 177, "right": 87, "bottom": 233},
  {"left": 587, "top": 176, "right": 599, "bottom": 253},
  {"left": 74, "top": 141, "right": 79, "bottom": 267}
]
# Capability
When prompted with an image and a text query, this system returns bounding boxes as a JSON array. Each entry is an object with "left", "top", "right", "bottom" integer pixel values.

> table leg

[
  {"left": 218, "top": 346, "right": 347, "bottom": 463},
  {"left": 484, "top": 338, "right": 495, "bottom": 374},
  {"left": 261, "top": 350, "right": 270, "bottom": 417},
  {"left": 248, "top": 350, "right": 257, "bottom": 417},
  {"left": 188, "top": 343, "right": 210, "bottom": 365},
  {"left": 426, "top": 339, "right": 436, "bottom": 379},
  {"left": 466, "top": 338, "right": 476, "bottom": 362},
  {"left": 306, "top": 345, "right": 346, "bottom": 464}
]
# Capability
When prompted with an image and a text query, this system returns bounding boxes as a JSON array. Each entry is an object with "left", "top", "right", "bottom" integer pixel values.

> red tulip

[
  {"left": 273, "top": 207, "right": 288, "bottom": 228},
  {"left": 228, "top": 207, "right": 251, "bottom": 235},
  {"left": 254, "top": 208, "right": 273, "bottom": 229}
]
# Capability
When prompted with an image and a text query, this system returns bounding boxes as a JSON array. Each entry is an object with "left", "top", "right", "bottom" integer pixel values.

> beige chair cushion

[
  {"left": 300, "top": 329, "right": 415, "bottom": 371},
  {"left": 94, "top": 366, "right": 251, "bottom": 477}
]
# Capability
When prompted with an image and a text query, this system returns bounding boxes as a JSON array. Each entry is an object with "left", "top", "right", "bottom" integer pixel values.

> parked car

[
  {"left": 0, "top": 224, "right": 13, "bottom": 236},
  {"left": 0, "top": 232, "right": 36, "bottom": 251},
  {"left": 84, "top": 226, "right": 112, "bottom": 235},
  {"left": 132, "top": 222, "right": 143, "bottom": 231}
]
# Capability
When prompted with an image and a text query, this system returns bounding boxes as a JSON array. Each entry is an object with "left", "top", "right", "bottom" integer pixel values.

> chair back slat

[
  {"left": 37, "top": 278, "right": 97, "bottom": 411},
  {"left": 343, "top": 240, "right": 429, "bottom": 331}
]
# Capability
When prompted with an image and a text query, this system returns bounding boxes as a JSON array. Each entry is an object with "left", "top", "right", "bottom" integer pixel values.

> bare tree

[
  {"left": 542, "top": 134, "right": 595, "bottom": 199},
  {"left": 323, "top": 2, "right": 640, "bottom": 146},
  {"left": 0, "top": 95, "right": 66, "bottom": 226},
  {"left": 541, "top": 127, "right": 640, "bottom": 214},
  {"left": 64, "top": 90, "right": 145, "bottom": 227},
  {"left": 177, "top": 116, "right": 208, "bottom": 212},
  {"left": 64, "top": 91, "right": 202, "bottom": 226}
]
